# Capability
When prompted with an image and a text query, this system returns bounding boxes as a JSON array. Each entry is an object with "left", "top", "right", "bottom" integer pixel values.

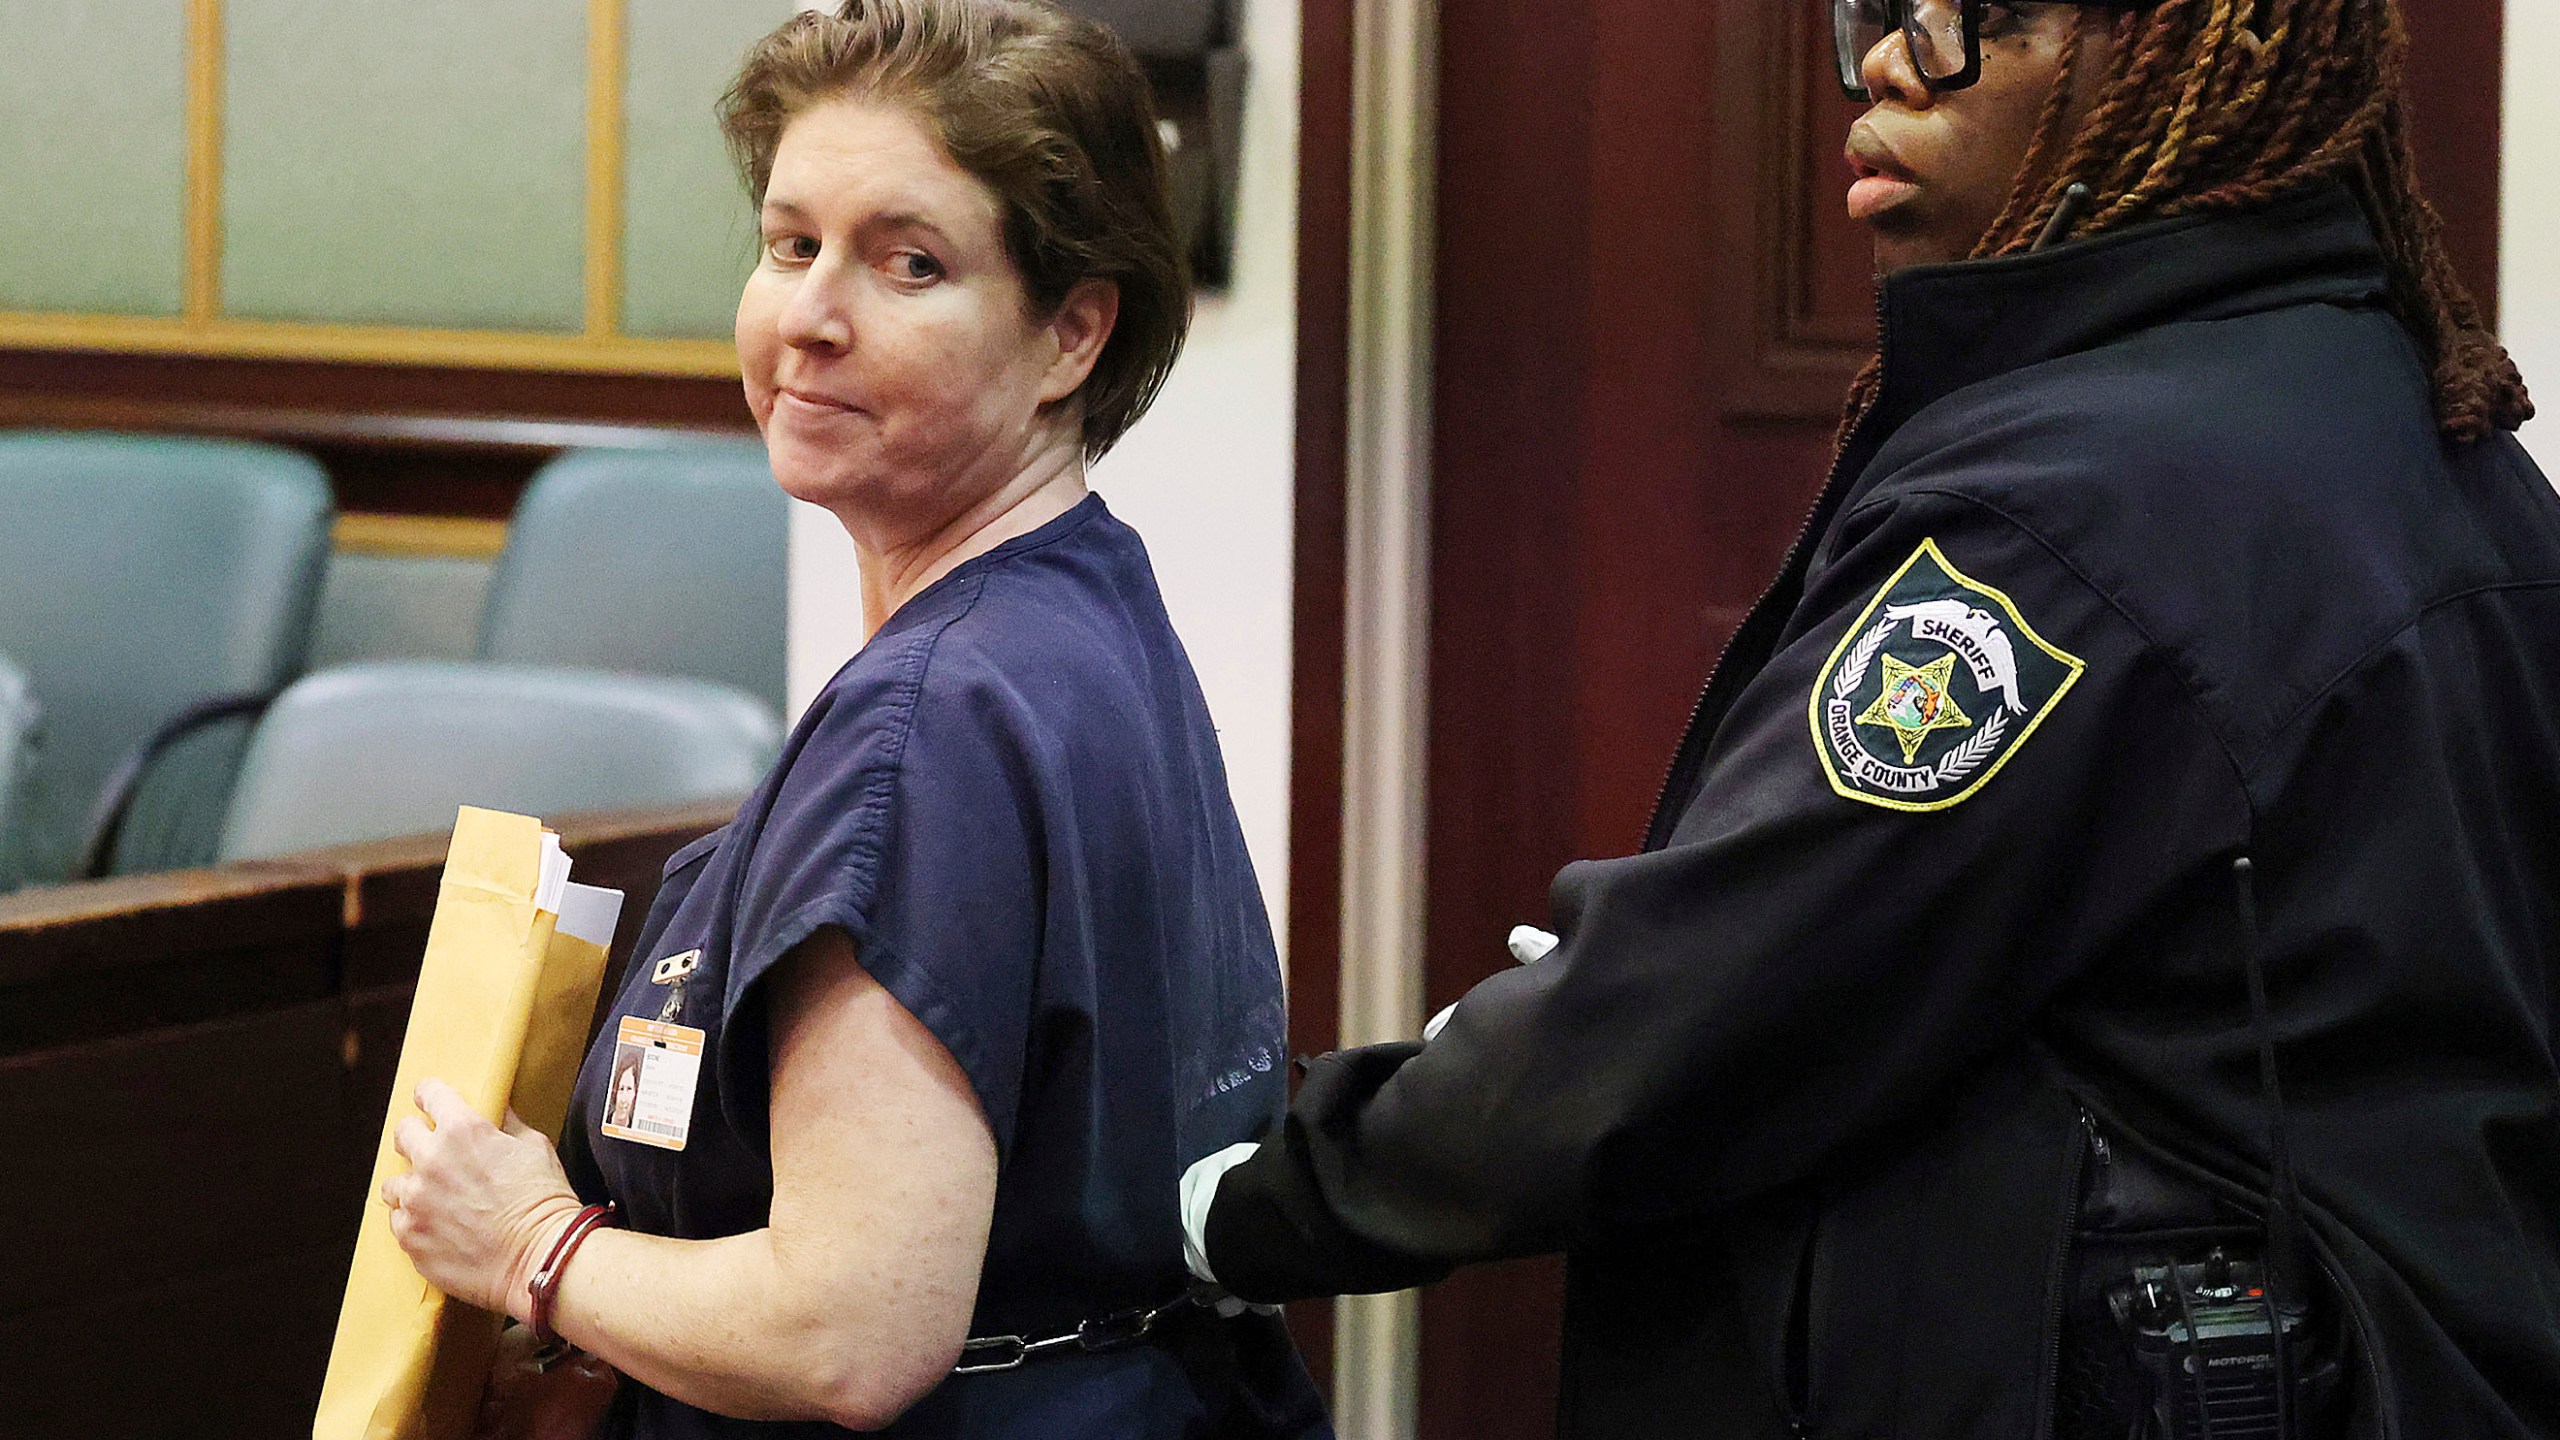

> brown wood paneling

[
  {"left": 0, "top": 860, "right": 340, "bottom": 986},
  {"left": 0, "top": 802, "right": 728, "bottom": 1434},
  {"left": 0, "top": 1003, "right": 367, "bottom": 1433},
  {"left": 1417, "top": 0, "right": 1597, "bottom": 1428},
  {"left": 0, "top": 1250, "right": 352, "bottom": 1439},
  {"left": 1416, "top": 7, "right": 1863, "bottom": 1436},
  {"left": 0, "top": 861, "right": 345, "bottom": 1053},
  {"left": 2401, "top": 0, "right": 2503, "bottom": 323},
  {"left": 0, "top": 999, "right": 366, "bottom": 1317},
  {"left": 1714, "top": 2, "right": 1888, "bottom": 422},
  {"left": 1283, "top": 0, "right": 1355, "bottom": 1394}
]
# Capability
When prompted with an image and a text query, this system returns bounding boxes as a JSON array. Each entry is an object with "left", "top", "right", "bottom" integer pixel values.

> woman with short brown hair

[
  {"left": 377, "top": 4, "right": 1329, "bottom": 1436},
  {"left": 720, "top": 0, "right": 1192, "bottom": 463}
]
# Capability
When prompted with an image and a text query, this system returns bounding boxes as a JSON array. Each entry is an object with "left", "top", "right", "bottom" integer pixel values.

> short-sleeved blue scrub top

[{"left": 560, "top": 496, "right": 1327, "bottom": 1439}]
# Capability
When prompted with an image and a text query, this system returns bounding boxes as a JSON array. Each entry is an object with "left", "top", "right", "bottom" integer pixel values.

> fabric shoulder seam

[
  {"left": 727, "top": 574, "right": 985, "bottom": 1034},
  {"left": 2260, "top": 578, "right": 2560, "bottom": 752},
  {"left": 756, "top": 893, "right": 994, "bottom": 1090},
  {"left": 1879, "top": 487, "right": 2256, "bottom": 810},
  {"left": 834, "top": 570, "right": 991, "bottom": 902}
]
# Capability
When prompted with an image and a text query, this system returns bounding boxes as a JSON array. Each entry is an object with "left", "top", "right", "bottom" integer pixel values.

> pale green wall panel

[
  {"left": 221, "top": 0, "right": 589, "bottom": 332},
  {"left": 621, "top": 0, "right": 802, "bottom": 340},
  {"left": 0, "top": 2, "right": 188, "bottom": 316},
  {"left": 309, "top": 552, "right": 493, "bottom": 668}
]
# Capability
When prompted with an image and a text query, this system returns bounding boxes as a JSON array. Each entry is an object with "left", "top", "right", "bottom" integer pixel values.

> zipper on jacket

[
  {"left": 2080, "top": 1105, "right": 2113, "bottom": 1171},
  {"left": 1642, "top": 290, "right": 1892, "bottom": 852},
  {"left": 1638, "top": 498, "right": 1830, "bottom": 852},
  {"left": 1777, "top": 1209, "right": 1823, "bottom": 1438},
  {"left": 2034, "top": 1110, "right": 2096, "bottom": 1440}
]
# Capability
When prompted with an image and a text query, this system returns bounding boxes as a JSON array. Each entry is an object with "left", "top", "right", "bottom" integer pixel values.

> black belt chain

[{"left": 953, "top": 1292, "right": 1203, "bottom": 1375}]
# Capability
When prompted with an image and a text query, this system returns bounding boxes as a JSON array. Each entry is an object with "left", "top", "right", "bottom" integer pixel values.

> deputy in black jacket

[{"left": 1186, "top": 2, "right": 2560, "bottom": 1436}]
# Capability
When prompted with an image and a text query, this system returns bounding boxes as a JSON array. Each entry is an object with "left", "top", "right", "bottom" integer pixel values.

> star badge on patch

[{"left": 1810, "top": 538, "right": 2085, "bottom": 812}]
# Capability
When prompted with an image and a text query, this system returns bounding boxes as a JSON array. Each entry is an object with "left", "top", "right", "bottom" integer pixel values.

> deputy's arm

[{"left": 1200, "top": 490, "right": 2246, "bottom": 1303}]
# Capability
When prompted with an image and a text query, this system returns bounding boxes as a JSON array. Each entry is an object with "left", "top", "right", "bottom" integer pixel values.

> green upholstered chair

[
  {"left": 0, "top": 652, "right": 38, "bottom": 892},
  {"left": 214, "top": 661, "right": 780, "bottom": 862},
  {"left": 0, "top": 432, "right": 333, "bottom": 883},
  {"left": 477, "top": 442, "right": 790, "bottom": 719}
]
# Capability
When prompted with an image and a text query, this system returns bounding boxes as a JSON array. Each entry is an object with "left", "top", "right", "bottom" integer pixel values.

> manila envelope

[{"left": 313, "top": 807, "right": 623, "bottom": 1440}]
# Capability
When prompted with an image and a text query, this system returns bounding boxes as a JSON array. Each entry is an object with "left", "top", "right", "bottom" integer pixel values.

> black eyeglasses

[{"left": 1832, "top": 1, "right": 2149, "bottom": 100}]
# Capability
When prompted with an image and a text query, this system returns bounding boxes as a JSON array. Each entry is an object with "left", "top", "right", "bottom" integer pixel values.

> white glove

[
  {"left": 1422, "top": 925, "right": 1559, "bottom": 1042},
  {"left": 1506, "top": 923, "right": 1562, "bottom": 965},
  {"left": 1180, "top": 1141, "right": 1262, "bottom": 1287}
]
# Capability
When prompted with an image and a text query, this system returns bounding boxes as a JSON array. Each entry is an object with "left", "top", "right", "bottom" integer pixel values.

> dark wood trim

[
  {"left": 328, "top": 799, "right": 736, "bottom": 991},
  {"left": 0, "top": 860, "right": 340, "bottom": 987},
  {"left": 0, "top": 349, "right": 755, "bottom": 519},
  {"left": 0, "top": 800, "right": 735, "bottom": 1053},
  {"left": 0, "top": 349, "right": 751, "bottom": 429},
  {"left": 1707, "top": 1, "right": 2508, "bottom": 417},
  {"left": 0, "top": 395, "right": 743, "bottom": 459},
  {"left": 1713, "top": 2, "right": 1877, "bottom": 421},
  {"left": 1414, "top": 0, "right": 1605, "bottom": 1429},
  {"left": 1286, "top": 0, "right": 1351, "bottom": 1076},
  {"left": 2402, "top": 2, "right": 2504, "bottom": 324},
  {"left": 0, "top": 864, "right": 347, "bottom": 1058},
  {"left": 1282, "top": 0, "right": 1355, "bottom": 1393}
]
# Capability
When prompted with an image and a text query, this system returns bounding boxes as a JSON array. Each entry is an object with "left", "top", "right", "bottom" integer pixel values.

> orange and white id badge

[{"left": 599, "top": 1015, "right": 704, "bottom": 1151}]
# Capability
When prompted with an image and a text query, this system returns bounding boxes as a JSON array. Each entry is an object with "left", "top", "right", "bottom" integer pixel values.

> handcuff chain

[{"left": 952, "top": 1294, "right": 1196, "bottom": 1375}]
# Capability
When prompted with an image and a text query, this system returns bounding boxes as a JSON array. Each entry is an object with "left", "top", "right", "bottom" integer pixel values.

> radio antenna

[
  {"left": 2235, "top": 855, "right": 2307, "bottom": 1438},
  {"left": 2034, "top": 183, "right": 2095, "bottom": 252}
]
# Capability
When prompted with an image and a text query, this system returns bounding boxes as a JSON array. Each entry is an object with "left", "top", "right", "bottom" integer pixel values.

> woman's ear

[{"left": 1038, "top": 278, "right": 1121, "bottom": 405}]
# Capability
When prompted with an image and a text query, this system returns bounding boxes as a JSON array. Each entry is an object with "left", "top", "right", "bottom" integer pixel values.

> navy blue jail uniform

[
  {"left": 1206, "top": 184, "right": 2560, "bottom": 1439},
  {"left": 563, "top": 496, "right": 1330, "bottom": 1440}
]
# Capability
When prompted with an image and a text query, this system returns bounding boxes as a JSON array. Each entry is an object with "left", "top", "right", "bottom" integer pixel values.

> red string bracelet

[{"left": 528, "top": 1201, "right": 618, "bottom": 1347}]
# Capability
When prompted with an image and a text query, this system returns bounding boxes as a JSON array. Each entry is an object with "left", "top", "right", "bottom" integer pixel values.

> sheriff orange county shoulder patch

[{"left": 1809, "top": 538, "right": 2085, "bottom": 813}]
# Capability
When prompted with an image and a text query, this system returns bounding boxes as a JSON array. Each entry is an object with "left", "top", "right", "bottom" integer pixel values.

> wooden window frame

[{"left": 0, "top": 0, "right": 737, "bottom": 381}]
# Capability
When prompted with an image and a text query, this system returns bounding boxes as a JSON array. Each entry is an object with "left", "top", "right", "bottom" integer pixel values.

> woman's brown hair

[
  {"left": 1847, "top": 0, "right": 2529, "bottom": 444},
  {"left": 721, "top": 0, "right": 1190, "bottom": 460}
]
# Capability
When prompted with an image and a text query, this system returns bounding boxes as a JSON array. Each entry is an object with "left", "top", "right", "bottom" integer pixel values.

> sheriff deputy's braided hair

[{"left": 1841, "top": 0, "right": 2529, "bottom": 444}]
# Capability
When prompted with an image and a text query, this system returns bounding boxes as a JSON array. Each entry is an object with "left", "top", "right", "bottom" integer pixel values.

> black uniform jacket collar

[
  {"left": 1644, "top": 182, "right": 2398, "bottom": 852},
  {"left": 1865, "top": 181, "right": 2394, "bottom": 442}
]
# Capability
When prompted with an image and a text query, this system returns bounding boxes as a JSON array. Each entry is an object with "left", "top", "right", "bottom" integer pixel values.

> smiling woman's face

[
  {"left": 736, "top": 94, "right": 1081, "bottom": 529},
  {"left": 1844, "top": 2, "right": 2110, "bottom": 273}
]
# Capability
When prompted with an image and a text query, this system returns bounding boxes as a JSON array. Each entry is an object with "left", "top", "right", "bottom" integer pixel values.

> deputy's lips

[
  {"left": 1844, "top": 124, "right": 1920, "bottom": 222},
  {"left": 1848, "top": 173, "right": 1922, "bottom": 221}
]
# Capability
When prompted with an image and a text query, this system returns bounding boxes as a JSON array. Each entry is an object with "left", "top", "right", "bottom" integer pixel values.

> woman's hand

[{"left": 383, "top": 1078, "right": 584, "bottom": 1322}]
